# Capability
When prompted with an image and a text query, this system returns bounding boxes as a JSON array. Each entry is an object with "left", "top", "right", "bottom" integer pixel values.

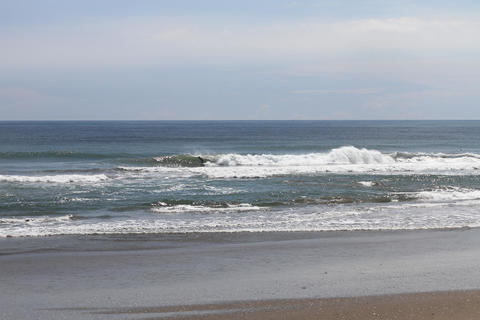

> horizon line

[{"left": 1, "top": 119, "right": 480, "bottom": 122}]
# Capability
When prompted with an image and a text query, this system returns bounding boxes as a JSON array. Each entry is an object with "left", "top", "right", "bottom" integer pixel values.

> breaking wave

[
  {"left": 0, "top": 174, "right": 109, "bottom": 184},
  {"left": 210, "top": 146, "right": 394, "bottom": 166},
  {"left": 150, "top": 147, "right": 394, "bottom": 168},
  {"left": 147, "top": 146, "right": 480, "bottom": 169},
  {"left": 116, "top": 146, "right": 480, "bottom": 178}
]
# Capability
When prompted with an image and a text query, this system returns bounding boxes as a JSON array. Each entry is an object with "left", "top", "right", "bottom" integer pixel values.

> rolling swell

[
  {"left": 0, "top": 151, "right": 124, "bottom": 160},
  {"left": 154, "top": 154, "right": 209, "bottom": 167},
  {"left": 8, "top": 147, "right": 480, "bottom": 167},
  {"left": 121, "top": 154, "right": 209, "bottom": 167}
]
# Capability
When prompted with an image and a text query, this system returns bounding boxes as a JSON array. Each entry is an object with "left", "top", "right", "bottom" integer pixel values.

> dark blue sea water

[{"left": 2, "top": 120, "right": 480, "bottom": 237}]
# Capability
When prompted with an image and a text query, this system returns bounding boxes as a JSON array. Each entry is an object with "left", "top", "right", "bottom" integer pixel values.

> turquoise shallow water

[{"left": 2, "top": 120, "right": 480, "bottom": 237}]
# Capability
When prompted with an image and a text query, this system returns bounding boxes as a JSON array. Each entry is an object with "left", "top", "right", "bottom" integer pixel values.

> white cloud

[
  {"left": 2, "top": 15, "right": 479, "bottom": 120},
  {"left": 1, "top": 17, "right": 479, "bottom": 68},
  {"left": 0, "top": 87, "right": 63, "bottom": 107},
  {"left": 291, "top": 89, "right": 380, "bottom": 95}
]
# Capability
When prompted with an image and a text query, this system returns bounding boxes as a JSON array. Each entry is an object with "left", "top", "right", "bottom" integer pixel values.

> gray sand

[{"left": 2, "top": 229, "right": 480, "bottom": 319}]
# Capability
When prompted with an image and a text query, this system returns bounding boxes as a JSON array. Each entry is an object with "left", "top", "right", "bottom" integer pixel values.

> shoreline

[
  {"left": 0, "top": 227, "right": 473, "bottom": 253},
  {"left": 2, "top": 228, "right": 480, "bottom": 319}
]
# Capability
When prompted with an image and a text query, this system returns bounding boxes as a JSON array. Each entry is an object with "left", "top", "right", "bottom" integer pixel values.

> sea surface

[{"left": 2, "top": 120, "right": 480, "bottom": 237}]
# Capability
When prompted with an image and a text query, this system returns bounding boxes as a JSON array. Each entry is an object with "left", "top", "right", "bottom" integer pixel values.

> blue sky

[{"left": 1, "top": 0, "right": 479, "bottom": 120}]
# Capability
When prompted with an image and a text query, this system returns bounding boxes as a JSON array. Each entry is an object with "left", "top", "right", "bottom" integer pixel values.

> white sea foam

[
  {"left": 0, "top": 174, "right": 109, "bottom": 184},
  {"left": 201, "top": 185, "right": 241, "bottom": 195},
  {"left": 57, "top": 197, "right": 93, "bottom": 203},
  {"left": 358, "top": 181, "right": 375, "bottom": 187},
  {"left": 3, "top": 201, "right": 480, "bottom": 237}
]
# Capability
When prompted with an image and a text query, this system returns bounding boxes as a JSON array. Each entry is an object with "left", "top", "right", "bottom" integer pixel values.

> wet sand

[
  {"left": 95, "top": 291, "right": 480, "bottom": 319},
  {"left": 2, "top": 229, "right": 480, "bottom": 319}
]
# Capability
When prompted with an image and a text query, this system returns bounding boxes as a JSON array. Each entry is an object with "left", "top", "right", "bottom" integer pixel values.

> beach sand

[{"left": 2, "top": 229, "right": 480, "bottom": 319}]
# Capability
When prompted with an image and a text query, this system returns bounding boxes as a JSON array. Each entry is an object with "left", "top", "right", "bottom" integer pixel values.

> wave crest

[{"left": 208, "top": 146, "right": 394, "bottom": 167}]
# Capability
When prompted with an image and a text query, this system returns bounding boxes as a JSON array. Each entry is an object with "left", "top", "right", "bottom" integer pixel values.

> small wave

[
  {"left": 152, "top": 203, "right": 261, "bottom": 214},
  {"left": 417, "top": 187, "right": 480, "bottom": 202},
  {"left": 0, "top": 151, "right": 116, "bottom": 160},
  {"left": 0, "top": 174, "right": 109, "bottom": 184},
  {"left": 293, "top": 194, "right": 414, "bottom": 206}
]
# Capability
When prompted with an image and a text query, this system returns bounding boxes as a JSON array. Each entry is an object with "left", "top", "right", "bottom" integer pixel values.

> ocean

[{"left": 2, "top": 120, "right": 480, "bottom": 238}]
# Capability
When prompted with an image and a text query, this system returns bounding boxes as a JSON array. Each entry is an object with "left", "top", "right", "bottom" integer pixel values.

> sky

[{"left": 1, "top": 0, "right": 479, "bottom": 120}]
